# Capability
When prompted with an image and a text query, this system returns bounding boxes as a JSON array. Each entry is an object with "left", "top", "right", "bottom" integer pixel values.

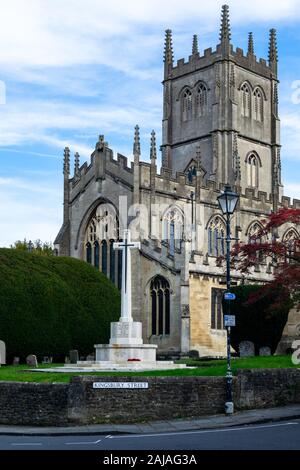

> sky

[{"left": 0, "top": 0, "right": 300, "bottom": 247}]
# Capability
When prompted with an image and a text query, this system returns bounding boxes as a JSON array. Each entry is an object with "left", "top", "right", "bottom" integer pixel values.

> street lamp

[{"left": 217, "top": 184, "right": 239, "bottom": 415}]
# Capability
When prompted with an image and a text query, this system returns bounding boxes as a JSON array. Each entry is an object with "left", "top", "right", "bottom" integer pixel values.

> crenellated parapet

[
  {"left": 164, "top": 5, "right": 278, "bottom": 83},
  {"left": 168, "top": 43, "right": 277, "bottom": 82}
]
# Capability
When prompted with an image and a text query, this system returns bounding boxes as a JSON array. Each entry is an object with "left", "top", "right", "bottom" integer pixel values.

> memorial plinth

[{"left": 94, "top": 320, "right": 157, "bottom": 363}]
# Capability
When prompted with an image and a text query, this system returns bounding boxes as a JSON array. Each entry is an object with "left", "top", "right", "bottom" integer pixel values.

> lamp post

[{"left": 217, "top": 184, "right": 239, "bottom": 415}]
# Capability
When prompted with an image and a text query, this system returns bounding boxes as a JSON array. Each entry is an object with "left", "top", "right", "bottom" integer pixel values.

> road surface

[{"left": 0, "top": 420, "right": 299, "bottom": 450}]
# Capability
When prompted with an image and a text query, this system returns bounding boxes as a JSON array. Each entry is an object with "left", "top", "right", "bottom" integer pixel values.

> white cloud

[
  {"left": 281, "top": 112, "right": 300, "bottom": 161},
  {"left": 284, "top": 182, "right": 300, "bottom": 200},
  {"left": 0, "top": 1, "right": 298, "bottom": 71},
  {"left": 0, "top": 97, "right": 161, "bottom": 157},
  {"left": 0, "top": 176, "right": 58, "bottom": 196},
  {"left": 0, "top": 179, "right": 61, "bottom": 247}
]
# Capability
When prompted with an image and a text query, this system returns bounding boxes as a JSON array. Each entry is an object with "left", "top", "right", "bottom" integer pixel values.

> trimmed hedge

[
  {"left": 223, "top": 285, "right": 290, "bottom": 355},
  {"left": 0, "top": 249, "right": 120, "bottom": 361}
]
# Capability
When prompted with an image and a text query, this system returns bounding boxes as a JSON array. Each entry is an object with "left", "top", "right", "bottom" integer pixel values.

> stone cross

[{"left": 114, "top": 230, "right": 140, "bottom": 322}]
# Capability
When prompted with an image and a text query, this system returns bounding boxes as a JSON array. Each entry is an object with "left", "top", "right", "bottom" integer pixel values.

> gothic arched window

[
  {"left": 208, "top": 216, "right": 226, "bottom": 257},
  {"left": 253, "top": 88, "right": 263, "bottom": 122},
  {"left": 182, "top": 88, "right": 193, "bottom": 122},
  {"left": 241, "top": 83, "right": 251, "bottom": 118},
  {"left": 84, "top": 203, "right": 122, "bottom": 289},
  {"left": 150, "top": 276, "right": 171, "bottom": 336},
  {"left": 187, "top": 165, "right": 196, "bottom": 183},
  {"left": 247, "top": 221, "right": 265, "bottom": 262},
  {"left": 247, "top": 222, "right": 263, "bottom": 244},
  {"left": 246, "top": 153, "right": 259, "bottom": 188},
  {"left": 163, "top": 207, "right": 184, "bottom": 255},
  {"left": 283, "top": 229, "right": 299, "bottom": 264},
  {"left": 196, "top": 83, "right": 207, "bottom": 117}
]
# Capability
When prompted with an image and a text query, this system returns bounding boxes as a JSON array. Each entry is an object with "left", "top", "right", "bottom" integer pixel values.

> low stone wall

[
  {"left": 0, "top": 369, "right": 299, "bottom": 426},
  {"left": 0, "top": 382, "right": 69, "bottom": 426},
  {"left": 68, "top": 376, "right": 227, "bottom": 424},
  {"left": 236, "top": 369, "right": 300, "bottom": 410}
]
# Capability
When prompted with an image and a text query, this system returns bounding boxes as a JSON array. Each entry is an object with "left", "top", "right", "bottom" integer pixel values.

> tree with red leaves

[{"left": 232, "top": 208, "right": 300, "bottom": 310}]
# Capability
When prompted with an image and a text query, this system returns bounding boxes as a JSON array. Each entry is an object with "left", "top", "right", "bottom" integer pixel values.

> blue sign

[
  {"left": 224, "top": 292, "right": 236, "bottom": 301},
  {"left": 224, "top": 315, "right": 236, "bottom": 327}
]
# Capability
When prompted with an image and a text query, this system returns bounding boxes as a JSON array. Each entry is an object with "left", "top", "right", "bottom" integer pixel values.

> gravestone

[
  {"left": 12, "top": 357, "right": 20, "bottom": 366},
  {"left": 0, "top": 340, "right": 6, "bottom": 364},
  {"left": 259, "top": 346, "right": 271, "bottom": 356},
  {"left": 239, "top": 341, "right": 255, "bottom": 357},
  {"left": 65, "top": 356, "right": 70, "bottom": 364},
  {"left": 26, "top": 354, "right": 38, "bottom": 367},
  {"left": 86, "top": 354, "right": 95, "bottom": 362},
  {"left": 70, "top": 350, "right": 79, "bottom": 364},
  {"left": 42, "top": 356, "right": 52, "bottom": 364}
]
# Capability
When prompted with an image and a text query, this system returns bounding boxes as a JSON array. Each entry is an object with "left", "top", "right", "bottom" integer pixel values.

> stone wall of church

[
  {"left": 138, "top": 254, "right": 182, "bottom": 354},
  {"left": 238, "top": 137, "right": 273, "bottom": 196},
  {"left": 235, "top": 65, "right": 273, "bottom": 143},
  {"left": 69, "top": 173, "right": 133, "bottom": 260},
  {"left": 189, "top": 275, "right": 227, "bottom": 356}
]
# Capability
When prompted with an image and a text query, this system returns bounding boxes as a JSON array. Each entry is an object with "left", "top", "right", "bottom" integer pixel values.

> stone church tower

[
  {"left": 55, "top": 5, "right": 300, "bottom": 357},
  {"left": 162, "top": 5, "right": 282, "bottom": 203}
]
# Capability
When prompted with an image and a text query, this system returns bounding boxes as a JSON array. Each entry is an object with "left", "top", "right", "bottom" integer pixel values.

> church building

[{"left": 55, "top": 5, "right": 299, "bottom": 357}]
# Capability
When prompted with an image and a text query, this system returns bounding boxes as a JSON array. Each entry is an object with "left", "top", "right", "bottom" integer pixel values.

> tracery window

[
  {"left": 196, "top": 83, "right": 207, "bottom": 117},
  {"left": 208, "top": 216, "right": 225, "bottom": 257},
  {"left": 248, "top": 222, "right": 263, "bottom": 244},
  {"left": 187, "top": 165, "right": 196, "bottom": 183},
  {"left": 150, "top": 276, "right": 171, "bottom": 336},
  {"left": 182, "top": 88, "right": 193, "bottom": 122},
  {"left": 241, "top": 83, "right": 251, "bottom": 118},
  {"left": 283, "top": 229, "right": 299, "bottom": 264},
  {"left": 84, "top": 203, "right": 121, "bottom": 288},
  {"left": 247, "top": 221, "right": 265, "bottom": 262},
  {"left": 246, "top": 153, "right": 259, "bottom": 188},
  {"left": 253, "top": 88, "right": 263, "bottom": 122},
  {"left": 163, "top": 207, "right": 184, "bottom": 255}
]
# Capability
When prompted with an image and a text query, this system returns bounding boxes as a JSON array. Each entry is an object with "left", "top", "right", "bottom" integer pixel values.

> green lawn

[{"left": 0, "top": 356, "right": 298, "bottom": 383}]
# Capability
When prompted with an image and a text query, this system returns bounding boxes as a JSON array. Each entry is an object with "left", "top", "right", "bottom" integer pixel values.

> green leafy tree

[
  {"left": 0, "top": 249, "right": 120, "bottom": 361},
  {"left": 11, "top": 239, "right": 54, "bottom": 256}
]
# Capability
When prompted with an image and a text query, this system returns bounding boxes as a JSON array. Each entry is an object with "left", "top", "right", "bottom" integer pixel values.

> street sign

[
  {"left": 224, "top": 315, "right": 236, "bottom": 327},
  {"left": 224, "top": 292, "right": 236, "bottom": 301},
  {"left": 93, "top": 382, "right": 149, "bottom": 389}
]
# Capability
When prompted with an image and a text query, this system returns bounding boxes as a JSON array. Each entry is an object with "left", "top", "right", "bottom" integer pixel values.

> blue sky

[{"left": 0, "top": 0, "right": 300, "bottom": 247}]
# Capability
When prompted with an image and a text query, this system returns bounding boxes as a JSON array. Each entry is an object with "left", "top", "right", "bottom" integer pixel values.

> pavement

[{"left": 0, "top": 404, "right": 300, "bottom": 436}]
